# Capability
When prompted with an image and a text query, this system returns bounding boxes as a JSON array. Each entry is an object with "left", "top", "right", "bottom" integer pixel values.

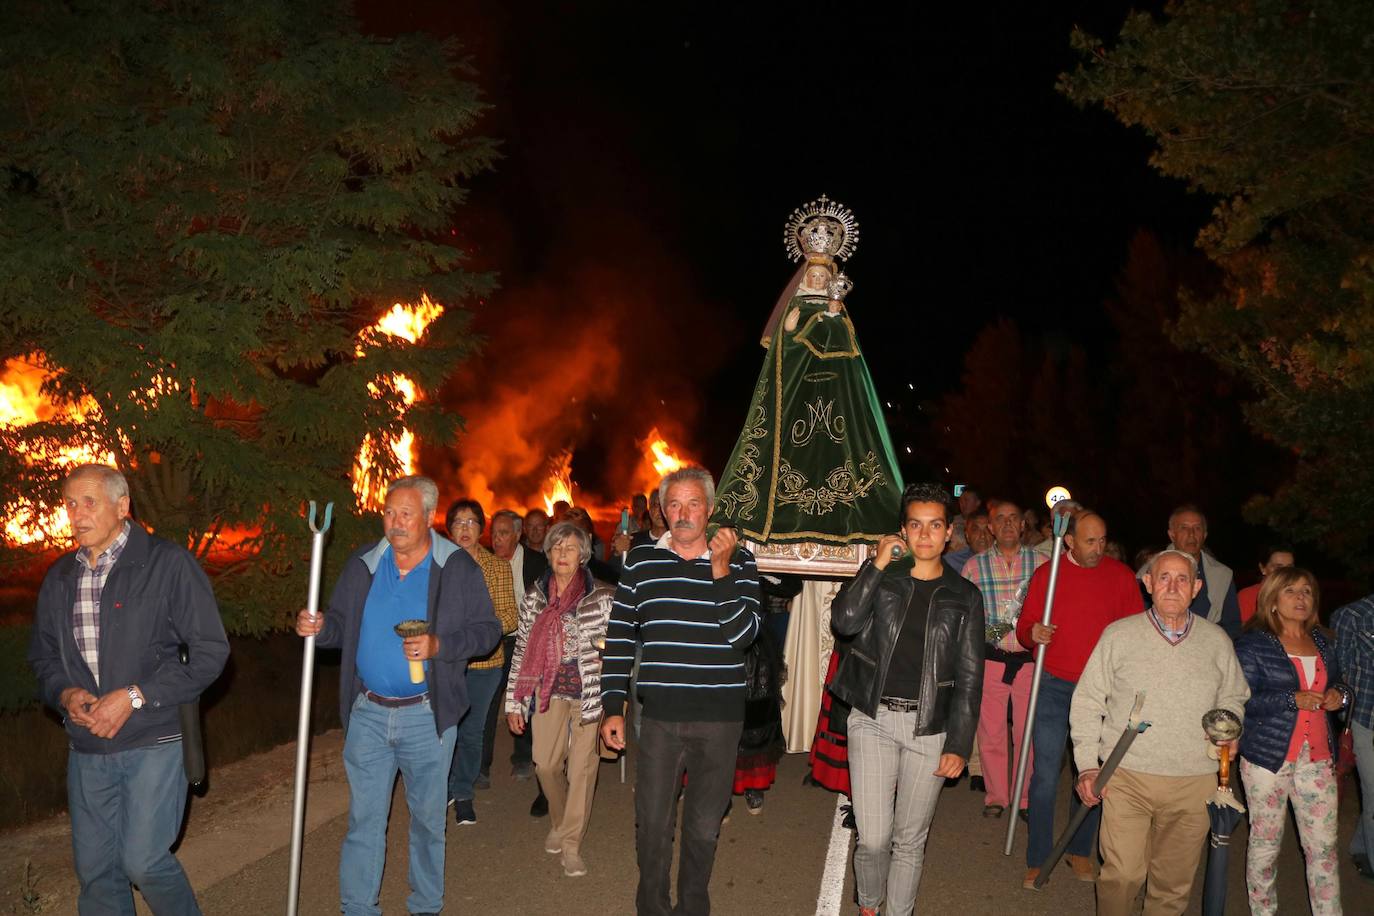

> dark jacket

[
  {"left": 517, "top": 544, "right": 548, "bottom": 594},
  {"left": 315, "top": 531, "right": 501, "bottom": 737},
  {"left": 1234, "top": 627, "right": 1349, "bottom": 773},
  {"left": 28, "top": 523, "right": 230, "bottom": 755},
  {"left": 829, "top": 558, "right": 984, "bottom": 759}
]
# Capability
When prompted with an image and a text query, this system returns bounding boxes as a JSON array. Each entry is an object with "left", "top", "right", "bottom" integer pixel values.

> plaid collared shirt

[
  {"left": 1334, "top": 596, "right": 1374, "bottom": 729},
  {"left": 960, "top": 545, "right": 1046, "bottom": 629},
  {"left": 72, "top": 521, "right": 131, "bottom": 689},
  {"left": 1146, "top": 604, "right": 1193, "bottom": 645}
]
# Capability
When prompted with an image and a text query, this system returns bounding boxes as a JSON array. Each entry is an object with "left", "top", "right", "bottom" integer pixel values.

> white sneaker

[{"left": 561, "top": 850, "right": 587, "bottom": 878}]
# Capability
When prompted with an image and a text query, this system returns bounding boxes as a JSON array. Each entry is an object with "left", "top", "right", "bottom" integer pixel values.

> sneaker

[
  {"left": 530, "top": 791, "right": 549, "bottom": 818},
  {"left": 1022, "top": 867, "right": 1040, "bottom": 890},
  {"left": 544, "top": 829, "right": 562, "bottom": 854},
  {"left": 454, "top": 799, "right": 477, "bottom": 826},
  {"left": 745, "top": 789, "right": 765, "bottom": 814},
  {"left": 1066, "top": 854, "right": 1096, "bottom": 882},
  {"left": 473, "top": 771, "right": 491, "bottom": 790},
  {"left": 512, "top": 761, "right": 535, "bottom": 780},
  {"left": 561, "top": 850, "right": 587, "bottom": 878}
]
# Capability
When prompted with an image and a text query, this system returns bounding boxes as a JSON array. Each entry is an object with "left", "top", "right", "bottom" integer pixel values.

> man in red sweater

[{"left": 1016, "top": 510, "right": 1143, "bottom": 889}]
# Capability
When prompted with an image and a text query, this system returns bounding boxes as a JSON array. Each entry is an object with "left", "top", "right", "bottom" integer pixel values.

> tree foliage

[
  {"left": 935, "top": 233, "right": 1286, "bottom": 560},
  {"left": 0, "top": 0, "right": 497, "bottom": 631},
  {"left": 1059, "top": 0, "right": 1374, "bottom": 577}
]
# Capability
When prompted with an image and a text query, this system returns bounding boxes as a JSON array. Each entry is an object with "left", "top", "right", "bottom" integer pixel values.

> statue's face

[{"left": 803, "top": 265, "right": 831, "bottom": 290}]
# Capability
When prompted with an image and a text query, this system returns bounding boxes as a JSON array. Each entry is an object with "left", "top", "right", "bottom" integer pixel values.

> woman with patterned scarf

[{"left": 505, "top": 521, "right": 615, "bottom": 878}]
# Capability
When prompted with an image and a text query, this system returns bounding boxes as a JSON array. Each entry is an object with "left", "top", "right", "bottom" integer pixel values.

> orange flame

[
  {"left": 351, "top": 296, "right": 444, "bottom": 510},
  {"left": 646, "top": 428, "right": 685, "bottom": 478},
  {"left": 1, "top": 357, "right": 117, "bottom": 546},
  {"left": 541, "top": 451, "right": 575, "bottom": 515}
]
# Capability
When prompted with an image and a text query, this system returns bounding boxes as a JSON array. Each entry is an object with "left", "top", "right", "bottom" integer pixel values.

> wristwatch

[{"left": 126, "top": 686, "right": 144, "bottom": 710}]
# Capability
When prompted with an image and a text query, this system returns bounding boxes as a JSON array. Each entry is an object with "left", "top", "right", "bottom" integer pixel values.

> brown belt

[{"left": 364, "top": 690, "right": 427, "bottom": 708}]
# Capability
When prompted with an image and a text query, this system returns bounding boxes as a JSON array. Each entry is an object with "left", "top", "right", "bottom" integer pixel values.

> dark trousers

[
  {"left": 634, "top": 717, "right": 743, "bottom": 916},
  {"left": 481, "top": 635, "right": 532, "bottom": 773},
  {"left": 1027, "top": 671, "right": 1099, "bottom": 868}
]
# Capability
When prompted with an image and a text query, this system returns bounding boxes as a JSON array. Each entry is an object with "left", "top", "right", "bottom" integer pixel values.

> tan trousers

[
  {"left": 1097, "top": 767, "right": 1214, "bottom": 916},
  {"left": 532, "top": 697, "right": 600, "bottom": 855}
]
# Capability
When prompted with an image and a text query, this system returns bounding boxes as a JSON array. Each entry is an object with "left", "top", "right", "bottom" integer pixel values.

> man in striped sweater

[{"left": 601, "top": 466, "right": 762, "bottom": 916}]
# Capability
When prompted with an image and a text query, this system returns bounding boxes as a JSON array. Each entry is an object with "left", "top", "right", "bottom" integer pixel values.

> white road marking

[{"left": 816, "top": 793, "right": 850, "bottom": 916}]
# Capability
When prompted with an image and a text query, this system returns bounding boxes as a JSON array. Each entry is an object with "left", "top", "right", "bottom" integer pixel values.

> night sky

[{"left": 363, "top": 1, "right": 1216, "bottom": 499}]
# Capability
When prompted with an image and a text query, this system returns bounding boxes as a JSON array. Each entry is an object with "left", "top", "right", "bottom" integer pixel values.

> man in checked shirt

[{"left": 28, "top": 464, "right": 229, "bottom": 915}]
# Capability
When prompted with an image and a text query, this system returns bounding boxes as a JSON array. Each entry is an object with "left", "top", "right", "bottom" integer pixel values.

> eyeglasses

[{"left": 452, "top": 519, "right": 481, "bottom": 529}]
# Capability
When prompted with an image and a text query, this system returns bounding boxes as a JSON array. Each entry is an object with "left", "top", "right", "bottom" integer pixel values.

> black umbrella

[
  {"left": 1203, "top": 798, "right": 1245, "bottom": 916},
  {"left": 177, "top": 643, "right": 206, "bottom": 789},
  {"left": 1034, "top": 692, "right": 1151, "bottom": 889},
  {"left": 1201, "top": 708, "right": 1245, "bottom": 916}
]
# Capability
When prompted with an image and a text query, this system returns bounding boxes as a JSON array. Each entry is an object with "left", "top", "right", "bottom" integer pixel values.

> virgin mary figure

[{"left": 711, "top": 195, "right": 903, "bottom": 576}]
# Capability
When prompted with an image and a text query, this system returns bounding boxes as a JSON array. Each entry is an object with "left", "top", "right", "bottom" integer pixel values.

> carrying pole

[
  {"left": 287, "top": 501, "right": 332, "bottom": 916},
  {"left": 1003, "top": 507, "right": 1070, "bottom": 856}
]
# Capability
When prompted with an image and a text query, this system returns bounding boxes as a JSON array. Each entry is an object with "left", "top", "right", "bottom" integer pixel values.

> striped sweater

[{"left": 601, "top": 536, "right": 762, "bottom": 723}]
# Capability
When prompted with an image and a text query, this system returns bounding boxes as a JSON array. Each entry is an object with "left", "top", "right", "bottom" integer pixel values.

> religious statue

[{"left": 712, "top": 195, "right": 903, "bottom": 576}]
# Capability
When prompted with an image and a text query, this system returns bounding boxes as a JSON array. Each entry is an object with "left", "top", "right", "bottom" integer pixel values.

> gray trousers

[
  {"left": 634, "top": 717, "right": 743, "bottom": 916},
  {"left": 848, "top": 707, "right": 946, "bottom": 916}
]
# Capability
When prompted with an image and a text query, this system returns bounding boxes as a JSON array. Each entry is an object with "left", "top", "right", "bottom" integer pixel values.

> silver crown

[
  {"left": 826, "top": 272, "right": 853, "bottom": 301},
  {"left": 783, "top": 194, "right": 859, "bottom": 263}
]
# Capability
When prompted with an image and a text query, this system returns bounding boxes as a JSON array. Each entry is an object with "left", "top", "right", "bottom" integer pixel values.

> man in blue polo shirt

[{"left": 297, "top": 476, "right": 500, "bottom": 916}]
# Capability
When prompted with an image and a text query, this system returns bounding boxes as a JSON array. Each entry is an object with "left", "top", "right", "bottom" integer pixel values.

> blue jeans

[
  {"left": 67, "top": 740, "right": 199, "bottom": 916},
  {"left": 341, "top": 694, "right": 456, "bottom": 916},
  {"left": 1027, "top": 672, "right": 1099, "bottom": 867},
  {"left": 448, "top": 666, "right": 502, "bottom": 801},
  {"left": 1350, "top": 719, "right": 1374, "bottom": 865}
]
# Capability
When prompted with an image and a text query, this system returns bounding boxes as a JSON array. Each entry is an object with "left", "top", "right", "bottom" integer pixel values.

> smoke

[{"left": 426, "top": 246, "right": 716, "bottom": 518}]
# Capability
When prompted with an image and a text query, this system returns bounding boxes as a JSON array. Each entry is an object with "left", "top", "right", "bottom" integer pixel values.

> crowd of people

[{"left": 23, "top": 462, "right": 1374, "bottom": 916}]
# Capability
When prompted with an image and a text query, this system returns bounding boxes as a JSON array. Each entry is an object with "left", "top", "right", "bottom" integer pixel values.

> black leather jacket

[{"left": 829, "top": 558, "right": 984, "bottom": 759}]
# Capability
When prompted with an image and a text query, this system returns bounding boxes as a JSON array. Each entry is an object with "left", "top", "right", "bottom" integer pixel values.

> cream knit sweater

[{"left": 1071, "top": 612, "right": 1250, "bottom": 777}]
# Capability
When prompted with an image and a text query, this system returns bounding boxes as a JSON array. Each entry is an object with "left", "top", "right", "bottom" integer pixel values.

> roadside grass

[{"left": 0, "top": 634, "right": 340, "bottom": 831}]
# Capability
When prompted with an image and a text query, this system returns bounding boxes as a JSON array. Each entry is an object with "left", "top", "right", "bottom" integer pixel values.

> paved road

[{"left": 4, "top": 726, "right": 1371, "bottom": 914}]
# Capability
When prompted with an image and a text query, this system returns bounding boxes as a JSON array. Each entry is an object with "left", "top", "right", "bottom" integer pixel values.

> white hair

[
  {"left": 492, "top": 509, "right": 523, "bottom": 535},
  {"left": 658, "top": 466, "right": 715, "bottom": 510},
  {"left": 66, "top": 464, "right": 129, "bottom": 504},
  {"left": 1146, "top": 547, "right": 1198, "bottom": 580},
  {"left": 545, "top": 521, "right": 592, "bottom": 566},
  {"left": 386, "top": 475, "right": 438, "bottom": 517}
]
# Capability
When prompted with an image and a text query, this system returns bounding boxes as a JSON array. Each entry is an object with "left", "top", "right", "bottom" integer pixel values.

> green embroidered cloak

[{"left": 712, "top": 294, "right": 903, "bottom": 545}]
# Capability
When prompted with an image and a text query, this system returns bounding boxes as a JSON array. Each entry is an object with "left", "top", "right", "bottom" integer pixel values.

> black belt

[
  {"left": 364, "top": 690, "right": 427, "bottom": 708},
  {"left": 879, "top": 695, "right": 920, "bottom": 712}
]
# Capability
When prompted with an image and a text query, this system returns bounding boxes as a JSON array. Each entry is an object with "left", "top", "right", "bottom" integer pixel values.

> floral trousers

[{"left": 1239, "top": 744, "right": 1342, "bottom": 916}]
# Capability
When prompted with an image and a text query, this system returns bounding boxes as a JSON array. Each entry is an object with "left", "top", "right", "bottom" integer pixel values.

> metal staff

[
  {"left": 287, "top": 501, "right": 332, "bottom": 916},
  {"left": 1034, "top": 692, "right": 1150, "bottom": 888},
  {"left": 1003, "top": 488, "right": 1072, "bottom": 856}
]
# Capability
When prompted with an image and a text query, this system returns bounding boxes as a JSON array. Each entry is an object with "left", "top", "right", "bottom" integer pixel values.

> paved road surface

[{"left": 3, "top": 726, "right": 1371, "bottom": 914}]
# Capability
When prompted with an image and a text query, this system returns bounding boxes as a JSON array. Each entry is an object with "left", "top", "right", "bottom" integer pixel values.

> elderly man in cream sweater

[{"left": 1070, "top": 548, "right": 1250, "bottom": 916}]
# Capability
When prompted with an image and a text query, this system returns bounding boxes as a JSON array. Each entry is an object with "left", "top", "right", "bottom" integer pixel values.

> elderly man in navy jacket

[
  {"left": 28, "top": 464, "right": 230, "bottom": 915},
  {"left": 296, "top": 475, "right": 500, "bottom": 916}
]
